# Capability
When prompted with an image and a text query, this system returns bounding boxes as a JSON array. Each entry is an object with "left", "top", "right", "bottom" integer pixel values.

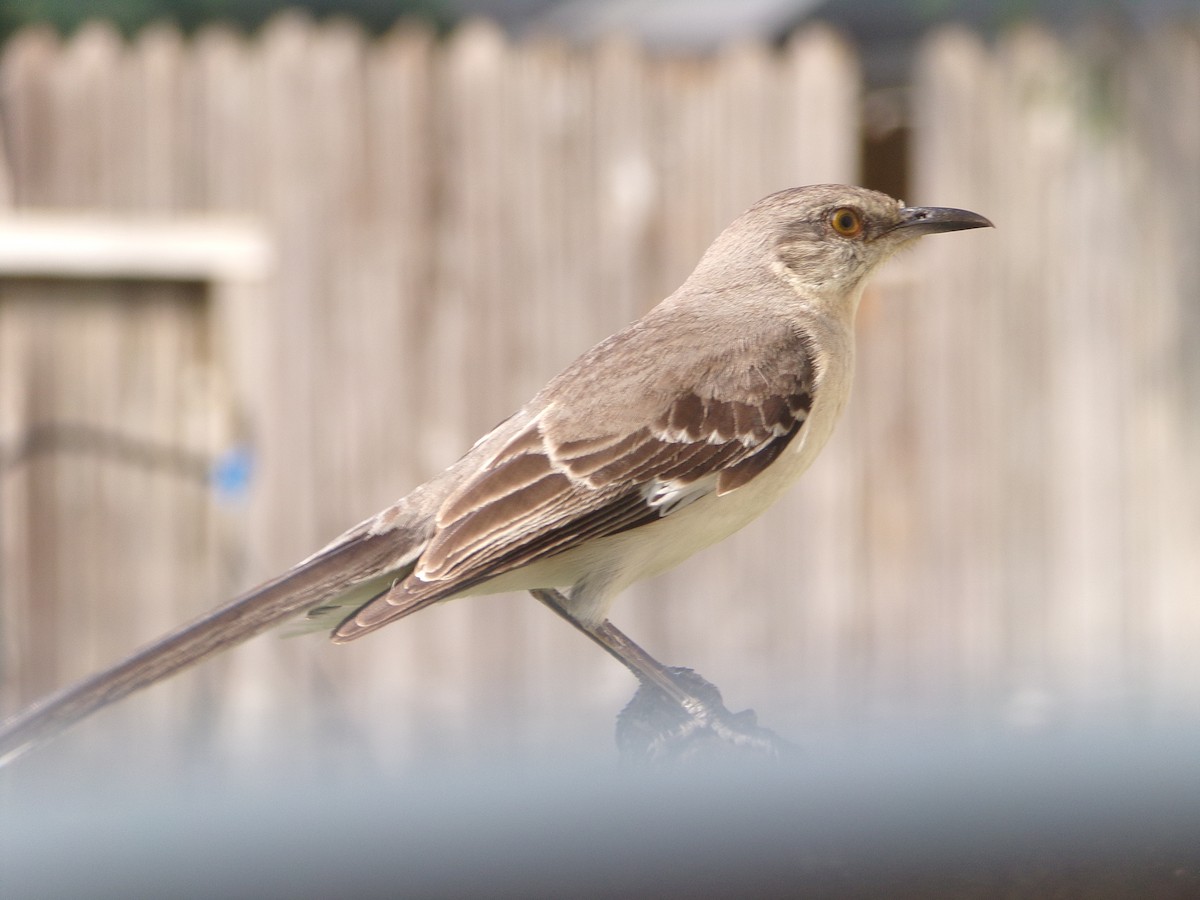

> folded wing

[{"left": 335, "top": 319, "right": 818, "bottom": 640}]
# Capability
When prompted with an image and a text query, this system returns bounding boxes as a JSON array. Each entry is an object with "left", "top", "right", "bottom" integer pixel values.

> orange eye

[{"left": 830, "top": 207, "right": 863, "bottom": 237}]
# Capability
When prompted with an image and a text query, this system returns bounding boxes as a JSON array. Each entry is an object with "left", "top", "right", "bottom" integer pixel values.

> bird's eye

[{"left": 830, "top": 207, "right": 863, "bottom": 237}]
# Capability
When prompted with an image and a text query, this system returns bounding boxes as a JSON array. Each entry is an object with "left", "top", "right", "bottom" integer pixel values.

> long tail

[{"left": 0, "top": 530, "right": 403, "bottom": 766}]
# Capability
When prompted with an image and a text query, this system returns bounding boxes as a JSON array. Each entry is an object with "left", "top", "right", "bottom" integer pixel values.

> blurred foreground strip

[{"left": 3, "top": 727, "right": 1198, "bottom": 898}]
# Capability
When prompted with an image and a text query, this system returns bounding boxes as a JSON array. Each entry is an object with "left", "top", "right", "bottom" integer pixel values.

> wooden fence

[{"left": 0, "top": 16, "right": 1196, "bottom": 780}]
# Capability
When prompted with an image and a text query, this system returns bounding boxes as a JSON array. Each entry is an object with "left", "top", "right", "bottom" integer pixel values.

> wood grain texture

[{"left": 0, "top": 20, "right": 1196, "bottom": 778}]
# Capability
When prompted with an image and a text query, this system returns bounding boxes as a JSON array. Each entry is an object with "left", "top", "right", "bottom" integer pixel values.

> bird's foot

[{"left": 616, "top": 667, "right": 796, "bottom": 765}]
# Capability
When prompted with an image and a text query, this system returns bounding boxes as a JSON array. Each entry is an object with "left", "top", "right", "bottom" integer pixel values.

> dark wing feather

[{"left": 335, "top": 320, "right": 817, "bottom": 640}]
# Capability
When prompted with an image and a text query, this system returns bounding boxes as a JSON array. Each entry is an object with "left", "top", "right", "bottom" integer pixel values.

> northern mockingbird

[{"left": 0, "top": 184, "right": 991, "bottom": 763}]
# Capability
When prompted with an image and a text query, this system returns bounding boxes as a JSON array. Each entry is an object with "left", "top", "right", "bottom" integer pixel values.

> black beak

[{"left": 895, "top": 205, "right": 994, "bottom": 235}]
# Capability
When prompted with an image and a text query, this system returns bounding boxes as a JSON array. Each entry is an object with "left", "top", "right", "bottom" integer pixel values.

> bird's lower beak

[{"left": 896, "top": 205, "right": 994, "bottom": 235}]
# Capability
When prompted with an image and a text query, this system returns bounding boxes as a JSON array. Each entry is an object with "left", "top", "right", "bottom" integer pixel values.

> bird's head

[
  {"left": 770, "top": 184, "right": 992, "bottom": 299},
  {"left": 693, "top": 184, "right": 992, "bottom": 315}
]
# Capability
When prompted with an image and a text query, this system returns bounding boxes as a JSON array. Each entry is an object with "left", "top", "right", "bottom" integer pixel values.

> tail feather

[{"left": 0, "top": 529, "right": 405, "bottom": 766}]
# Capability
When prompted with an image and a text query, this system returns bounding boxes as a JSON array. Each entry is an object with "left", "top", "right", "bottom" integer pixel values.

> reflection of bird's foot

[{"left": 616, "top": 667, "right": 797, "bottom": 765}]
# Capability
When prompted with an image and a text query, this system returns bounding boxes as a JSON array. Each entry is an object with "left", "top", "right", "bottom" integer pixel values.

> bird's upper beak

[{"left": 894, "top": 205, "right": 994, "bottom": 235}]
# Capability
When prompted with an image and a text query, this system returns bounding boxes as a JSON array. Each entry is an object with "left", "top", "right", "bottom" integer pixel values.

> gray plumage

[{"left": 0, "top": 184, "right": 991, "bottom": 764}]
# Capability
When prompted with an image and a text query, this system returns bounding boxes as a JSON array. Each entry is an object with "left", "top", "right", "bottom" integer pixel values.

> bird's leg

[
  {"left": 529, "top": 588, "right": 794, "bottom": 761},
  {"left": 528, "top": 588, "right": 718, "bottom": 722}
]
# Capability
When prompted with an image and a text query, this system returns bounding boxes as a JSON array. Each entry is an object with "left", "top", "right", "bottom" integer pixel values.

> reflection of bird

[{"left": 0, "top": 184, "right": 991, "bottom": 764}]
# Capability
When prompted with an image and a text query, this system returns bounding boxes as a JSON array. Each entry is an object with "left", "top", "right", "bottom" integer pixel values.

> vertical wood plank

[{"left": 2, "top": 20, "right": 1197, "bottom": 779}]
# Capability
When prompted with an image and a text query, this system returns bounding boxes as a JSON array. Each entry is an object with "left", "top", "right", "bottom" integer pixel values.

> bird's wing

[{"left": 335, "top": 317, "right": 818, "bottom": 639}]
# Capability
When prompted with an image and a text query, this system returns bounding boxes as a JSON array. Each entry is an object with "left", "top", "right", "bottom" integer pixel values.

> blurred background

[{"left": 0, "top": 0, "right": 1198, "bottom": 786}]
